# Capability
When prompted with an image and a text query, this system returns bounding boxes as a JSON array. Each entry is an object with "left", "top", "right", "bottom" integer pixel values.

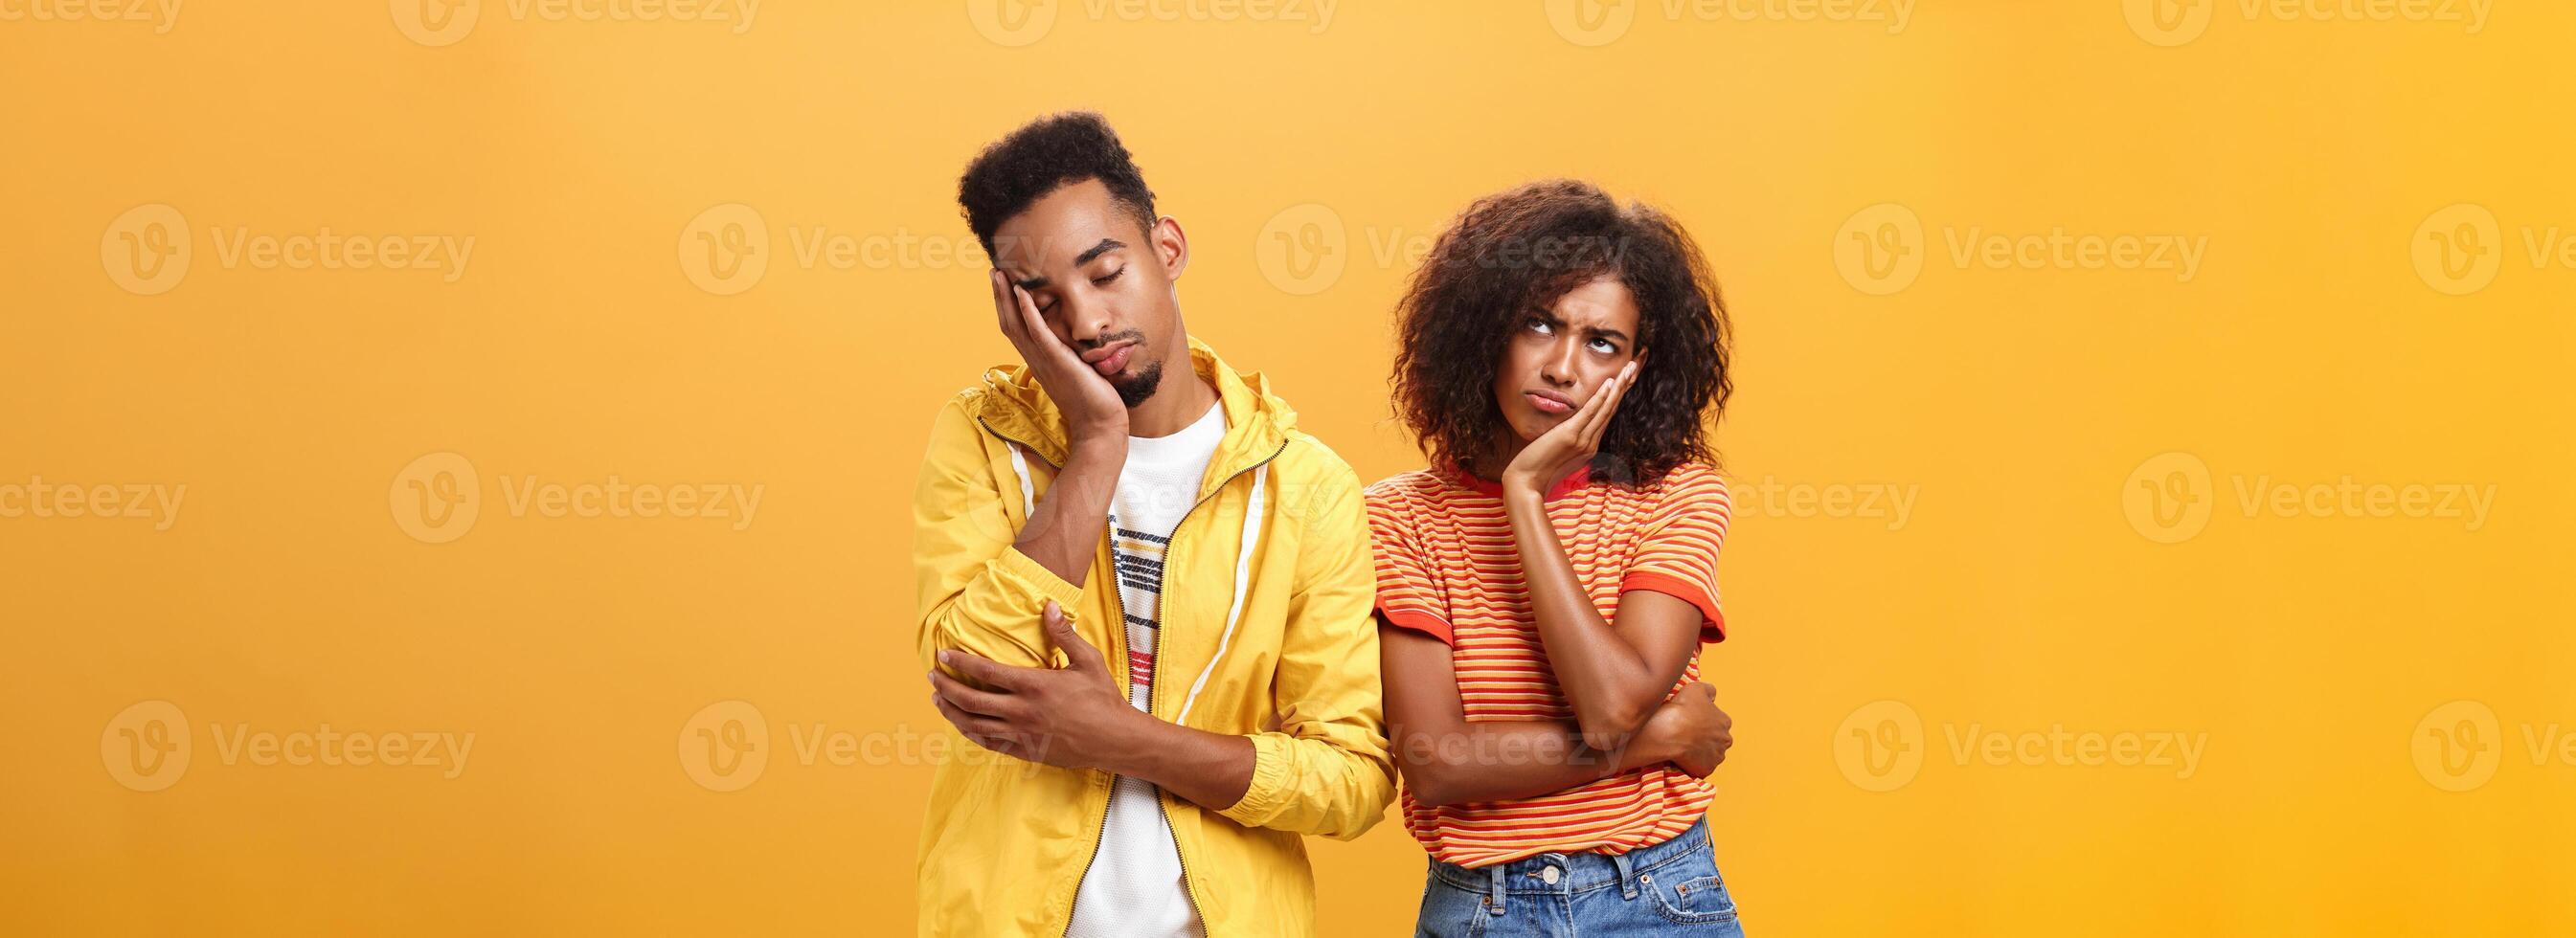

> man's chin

[{"left": 1111, "top": 359, "right": 1165, "bottom": 410}]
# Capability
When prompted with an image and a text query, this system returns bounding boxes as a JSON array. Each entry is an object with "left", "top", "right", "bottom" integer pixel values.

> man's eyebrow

[
  {"left": 1073, "top": 237, "right": 1126, "bottom": 267},
  {"left": 1010, "top": 237, "right": 1126, "bottom": 291}
]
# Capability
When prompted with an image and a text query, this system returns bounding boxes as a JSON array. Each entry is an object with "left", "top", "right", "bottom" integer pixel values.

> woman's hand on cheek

[{"left": 1501, "top": 360, "right": 1637, "bottom": 499}]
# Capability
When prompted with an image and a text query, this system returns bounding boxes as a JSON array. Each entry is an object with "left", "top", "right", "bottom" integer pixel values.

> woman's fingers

[
  {"left": 1511, "top": 360, "right": 1643, "bottom": 480},
  {"left": 1582, "top": 362, "right": 1638, "bottom": 445},
  {"left": 1582, "top": 372, "right": 1616, "bottom": 439},
  {"left": 1561, "top": 368, "right": 1617, "bottom": 442}
]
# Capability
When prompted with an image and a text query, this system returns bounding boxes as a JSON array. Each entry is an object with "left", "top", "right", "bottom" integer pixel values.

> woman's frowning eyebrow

[{"left": 1529, "top": 308, "right": 1630, "bottom": 344}]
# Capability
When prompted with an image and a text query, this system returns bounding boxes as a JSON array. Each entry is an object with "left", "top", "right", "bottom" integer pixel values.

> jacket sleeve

[
  {"left": 1212, "top": 461, "right": 1399, "bottom": 840},
  {"left": 914, "top": 396, "right": 1086, "bottom": 676}
]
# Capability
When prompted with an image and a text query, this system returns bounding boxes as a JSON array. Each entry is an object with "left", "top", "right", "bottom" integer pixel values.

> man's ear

[{"left": 1153, "top": 216, "right": 1188, "bottom": 280}]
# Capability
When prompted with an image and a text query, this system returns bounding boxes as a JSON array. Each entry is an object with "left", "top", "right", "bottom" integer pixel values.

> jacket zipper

[
  {"left": 1143, "top": 438, "right": 1287, "bottom": 933},
  {"left": 977, "top": 420, "right": 1126, "bottom": 934},
  {"left": 984, "top": 418, "right": 1288, "bottom": 935}
]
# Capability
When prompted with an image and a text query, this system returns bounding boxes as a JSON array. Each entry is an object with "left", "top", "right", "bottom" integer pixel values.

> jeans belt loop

[
  {"left": 1611, "top": 849, "right": 1639, "bottom": 900},
  {"left": 1487, "top": 864, "right": 1508, "bottom": 915}
]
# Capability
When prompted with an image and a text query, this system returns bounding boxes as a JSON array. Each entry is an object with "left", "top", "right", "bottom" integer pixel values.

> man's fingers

[
  {"left": 1009, "top": 283, "right": 1091, "bottom": 375},
  {"left": 955, "top": 726, "right": 1028, "bottom": 758},
  {"left": 963, "top": 729, "right": 1037, "bottom": 761},
  {"left": 991, "top": 270, "right": 1021, "bottom": 343},
  {"left": 931, "top": 689, "right": 1011, "bottom": 739},
  {"left": 932, "top": 691, "right": 1041, "bottom": 759},
  {"left": 1011, "top": 285, "right": 1062, "bottom": 359},
  {"left": 970, "top": 733, "right": 1032, "bottom": 759},
  {"left": 929, "top": 669, "right": 1018, "bottom": 719},
  {"left": 994, "top": 272, "right": 1047, "bottom": 369},
  {"left": 1041, "top": 601, "right": 1107, "bottom": 674},
  {"left": 938, "top": 649, "right": 1030, "bottom": 692}
]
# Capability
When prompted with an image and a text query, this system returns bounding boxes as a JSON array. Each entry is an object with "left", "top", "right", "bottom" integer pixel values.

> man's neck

[{"left": 1127, "top": 372, "right": 1220, "bottom": 439}]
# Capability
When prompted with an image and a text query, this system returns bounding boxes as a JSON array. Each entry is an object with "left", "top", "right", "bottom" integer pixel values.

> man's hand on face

[
  {"left": 930, "top": 600, "right": 1144, "bottom": 770},
  {"left": 991, "top": 268, "right": 1128, "bottom": 444}
]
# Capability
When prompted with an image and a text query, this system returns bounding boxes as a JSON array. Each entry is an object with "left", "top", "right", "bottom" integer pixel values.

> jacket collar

[{"left": 975, "top": 334, "right": 1292, "bottom": 502}]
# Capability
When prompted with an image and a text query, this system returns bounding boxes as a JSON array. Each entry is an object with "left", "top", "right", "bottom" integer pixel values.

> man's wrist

[
  {"left": 1088, "top": 704, "right": 1164, "bottom": 776},
  {"left": 1067, "top": 435, "right": 1128, "bottom": 468}
]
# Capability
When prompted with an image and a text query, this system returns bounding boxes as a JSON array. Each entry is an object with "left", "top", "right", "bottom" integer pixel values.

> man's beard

[{"left": 1112, "top": 358, "right": 1164, "bottom": 409}]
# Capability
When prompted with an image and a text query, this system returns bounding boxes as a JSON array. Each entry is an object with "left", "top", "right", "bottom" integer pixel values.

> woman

[{"left": 1367, "top": 180, "right": 1742, "bottom": 935}]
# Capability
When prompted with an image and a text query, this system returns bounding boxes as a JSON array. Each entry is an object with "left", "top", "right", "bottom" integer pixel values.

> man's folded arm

[
  {"left": 914, "top": 397, "right": 1089, "bottom": 677},
  {"left": 1211, "top": 468, "right": 1398, "bottom": 840}
]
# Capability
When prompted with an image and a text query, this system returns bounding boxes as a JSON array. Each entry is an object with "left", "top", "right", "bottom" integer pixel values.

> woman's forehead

[{"left": 1548, "top": 277, "right": 1639, "bottom": 327}]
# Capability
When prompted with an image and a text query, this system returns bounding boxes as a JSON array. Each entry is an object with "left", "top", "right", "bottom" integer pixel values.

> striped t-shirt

[{"left": 1366, "top": 460, "right": 1729, "bottom": 868}]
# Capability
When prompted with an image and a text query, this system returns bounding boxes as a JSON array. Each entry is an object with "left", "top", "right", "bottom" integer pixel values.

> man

[{"left": 913, "top": 112, "right": 1394, "bottom": 937}]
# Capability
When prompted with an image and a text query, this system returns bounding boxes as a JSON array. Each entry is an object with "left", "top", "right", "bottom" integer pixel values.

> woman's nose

[{"left": 1540, "top": 340, "right": 1579, "bottom": 385}]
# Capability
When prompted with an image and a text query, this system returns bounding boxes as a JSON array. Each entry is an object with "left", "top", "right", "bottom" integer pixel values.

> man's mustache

[{"left": 1077, "top": 329, "right": 1147, "bottom": 355}]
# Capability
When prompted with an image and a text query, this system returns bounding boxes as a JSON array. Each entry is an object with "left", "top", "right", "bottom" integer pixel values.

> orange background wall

[{"left": 5, "top": 2, "right": 2570, "bottom": 934}]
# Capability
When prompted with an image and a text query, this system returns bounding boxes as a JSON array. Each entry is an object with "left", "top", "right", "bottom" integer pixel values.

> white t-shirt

[{"left": 1066, "top": 398, "right": 1224, "bottom": 938}]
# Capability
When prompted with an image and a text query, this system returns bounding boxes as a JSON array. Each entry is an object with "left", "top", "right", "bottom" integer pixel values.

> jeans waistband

[{"left": 1428, "top": 818, "right": 1712, "bottom": 901}]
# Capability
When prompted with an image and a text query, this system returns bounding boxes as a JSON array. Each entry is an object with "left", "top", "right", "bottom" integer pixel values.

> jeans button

[{"left": 1540, "top": 866, "right": 1561, "bottom": 884}]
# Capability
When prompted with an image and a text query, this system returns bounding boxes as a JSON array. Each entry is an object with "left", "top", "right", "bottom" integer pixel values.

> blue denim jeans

[{"left": 1415, "top": 819, "right": 1743, "bottom": 936}]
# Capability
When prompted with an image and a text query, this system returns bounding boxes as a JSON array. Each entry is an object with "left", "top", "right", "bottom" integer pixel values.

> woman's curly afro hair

[{"left": 1391, "top": 179, "right": 1731, "bottom": 485}]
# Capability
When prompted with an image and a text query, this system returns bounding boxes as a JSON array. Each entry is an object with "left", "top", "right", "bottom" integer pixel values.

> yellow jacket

[{"left": 913, "top": 336, "right": 1396, "bottom": 936}]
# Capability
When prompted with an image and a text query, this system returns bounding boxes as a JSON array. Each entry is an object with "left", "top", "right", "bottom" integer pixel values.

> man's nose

[{"left": 1058, "top": 295, "right": 1113, "bottom": 346}]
